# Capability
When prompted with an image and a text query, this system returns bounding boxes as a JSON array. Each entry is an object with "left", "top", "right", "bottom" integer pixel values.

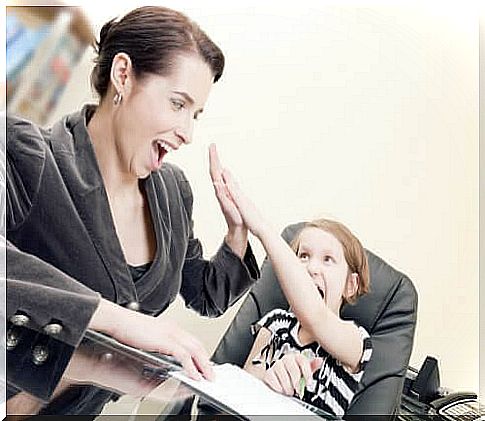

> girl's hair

[
  {"left": 291, "top": 218, "right": 370, "bottom": 305},
  {"left": 90, "top": 6, "right": 225, "bottom": 100}
]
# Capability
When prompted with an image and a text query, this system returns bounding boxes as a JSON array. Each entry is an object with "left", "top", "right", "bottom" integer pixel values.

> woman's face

[{"left": 113, "top": 53, "right": 214, "bottom": 178}]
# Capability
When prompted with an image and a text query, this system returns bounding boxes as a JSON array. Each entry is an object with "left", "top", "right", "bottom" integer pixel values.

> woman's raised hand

[
  {"left": 209, "top": 144, "right": 248, "bottom": 258},
  {"left": 211, "top": 151, "right": 268, "bottom": 239},
  {"left": 209, "top": 144, "right": 244, "bottom": 228}
]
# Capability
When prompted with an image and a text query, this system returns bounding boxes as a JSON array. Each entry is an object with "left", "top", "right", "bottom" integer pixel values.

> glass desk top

[
  {"left": 81, "top": 331, "right": 340, "bottom": 420},
  {"left": 61, "top": 330, "right": 339, "bottom": 420}
]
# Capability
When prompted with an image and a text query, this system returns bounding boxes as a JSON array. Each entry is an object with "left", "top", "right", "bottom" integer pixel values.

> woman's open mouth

[{"left": 151, "top": 140, "right": 173, "bottom": 170}]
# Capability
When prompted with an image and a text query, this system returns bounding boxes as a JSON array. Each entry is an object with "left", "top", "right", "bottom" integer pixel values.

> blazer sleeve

[
  {"left": 6, "top": 240, "right": 101, "bottom": 346},
  {"left": 2, "top": 117, "right": 101, "bottom": 400},
  {"left": 6, "top": 242, "right": 100, "bottom": 401},
  {"left": 5, "top": 240, "right": 101, "bottom": 402},
  {"left": 175, "top": 169, "right": 260, "bottom": 317}
]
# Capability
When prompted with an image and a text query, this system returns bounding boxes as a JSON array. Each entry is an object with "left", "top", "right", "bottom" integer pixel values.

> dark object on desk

[
  {"left": 409, "top": 356, "right": 441, "bottom": 404},
  {"left": 399, "top": 356, "right": 481, "bottom": 420},
  {"left": 206, "top": 222, "right": 418, "bottom": 419}
]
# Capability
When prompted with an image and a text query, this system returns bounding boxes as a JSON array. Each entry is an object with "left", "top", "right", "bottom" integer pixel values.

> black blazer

[{"left": 5, "top": 105, "right": 259, "bottom": 405}]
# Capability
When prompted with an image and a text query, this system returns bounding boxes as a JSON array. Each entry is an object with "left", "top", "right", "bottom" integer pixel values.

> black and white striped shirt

[{"left": 251, "top": 308, "right": 373, "bottom": 417}]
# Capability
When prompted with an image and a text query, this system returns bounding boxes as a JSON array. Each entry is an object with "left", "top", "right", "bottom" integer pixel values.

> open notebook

[
  {"left": 83, "top": 330, "right": 335, "bottom": 419},
  {"left": 171, "top": 363, "right": 333, "bottom": 419}
]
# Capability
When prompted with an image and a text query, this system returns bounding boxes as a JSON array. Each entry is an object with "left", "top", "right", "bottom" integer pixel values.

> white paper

[{"left": 170, "top": 363, "right": 324, "bottom": 420}]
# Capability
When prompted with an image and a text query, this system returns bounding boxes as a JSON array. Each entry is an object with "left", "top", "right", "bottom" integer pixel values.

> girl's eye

[
  {"left": 323, "top": 255, "right": 334, "bottom": 263},
  {"left": 171, "top": 99, "right": 185, "bottom": 111}
]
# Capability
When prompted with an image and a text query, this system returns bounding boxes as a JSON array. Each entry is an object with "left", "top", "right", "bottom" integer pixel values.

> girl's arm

[
  {"left": 255, "top": 225, "right": 363, "bottom": 372},
  {"left": 243, "top": 327, "right": 272, "bottom": 380},
  {"left": 222, "top": 169, "right": 363, "bottom": 372}
]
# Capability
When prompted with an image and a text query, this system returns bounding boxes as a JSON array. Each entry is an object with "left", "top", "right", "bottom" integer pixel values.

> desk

[
  {"left": 7, "top": 330, "right": 337, "bottom": 418},
  {"left": 76, "top": 330, "right": 338, "bottom": 420}
]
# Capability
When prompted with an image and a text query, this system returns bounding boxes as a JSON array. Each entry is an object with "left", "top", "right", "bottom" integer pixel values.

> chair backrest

[{"left": 212, "top": 222, "right": 418, "bottom": 418}]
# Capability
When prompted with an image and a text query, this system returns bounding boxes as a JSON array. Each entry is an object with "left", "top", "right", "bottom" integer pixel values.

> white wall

[
  {"left": 479, "top": 4, "right": 484, "bottom": 405},
  {"left": 50, "top": 1, "right": 480, "bottom": 397}
]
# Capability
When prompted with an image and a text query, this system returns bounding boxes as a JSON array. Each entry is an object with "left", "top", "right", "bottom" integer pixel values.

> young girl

[{"left": 211, "top": 148, "right": 372, "bottom": 416}]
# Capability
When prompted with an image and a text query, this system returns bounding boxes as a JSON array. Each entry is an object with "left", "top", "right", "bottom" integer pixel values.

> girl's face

[
  {"left": 112, "top": 53, "right": 213, "bottom": 179},
  {"left": 297, "top": 227, "right": 356, "bottom": 314}
]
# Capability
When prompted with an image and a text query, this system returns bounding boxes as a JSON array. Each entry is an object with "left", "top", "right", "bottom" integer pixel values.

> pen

[
  {"left": 298, "top": 375, "right": 306, "bottom": 399},
  {"left": 298, "top": 349, "right": 313, "bottom": 399}
]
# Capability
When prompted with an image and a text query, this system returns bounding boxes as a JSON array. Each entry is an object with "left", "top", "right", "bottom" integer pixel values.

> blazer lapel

[{"left": 49, "top": 106, "right": 137, "bottom": 304}]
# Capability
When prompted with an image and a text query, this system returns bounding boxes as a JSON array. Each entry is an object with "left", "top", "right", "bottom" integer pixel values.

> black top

[{"left": 128, "top": 262, "right": 153, "bottom": 283}]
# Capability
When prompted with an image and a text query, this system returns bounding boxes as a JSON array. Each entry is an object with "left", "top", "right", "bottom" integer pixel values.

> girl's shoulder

[{"left": 252, "top": 308, "right": 295, "bottom": 333}]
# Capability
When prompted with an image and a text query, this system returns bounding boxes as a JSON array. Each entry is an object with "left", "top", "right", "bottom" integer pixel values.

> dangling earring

[{"left": 113, "top": 92, "right": 123, "bottom": 106}]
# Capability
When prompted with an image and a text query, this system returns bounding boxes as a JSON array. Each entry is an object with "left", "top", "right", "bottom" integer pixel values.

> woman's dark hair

[{"left": 91, "top": 6, "right": 225, "bottom": 99}]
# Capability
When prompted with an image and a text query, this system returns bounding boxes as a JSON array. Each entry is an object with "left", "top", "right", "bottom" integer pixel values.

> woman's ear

[
  {"left": 110, "top": 52, "right": 133, "bottom": 98},
  {"left": 345, "top": 273, "right": 359, "bottom": 301}
]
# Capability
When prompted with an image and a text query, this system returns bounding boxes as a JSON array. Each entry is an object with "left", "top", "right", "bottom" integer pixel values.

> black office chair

[{"left": 207, "top": 222, "right": 418, "bottom": 419}]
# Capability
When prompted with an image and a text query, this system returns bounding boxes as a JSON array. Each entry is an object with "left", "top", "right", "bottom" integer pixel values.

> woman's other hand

[
  {"left": 209, "top": 143, "right": 248, "bottom": 258},
  {"left": 89, "top": 299, "right": 214, "bottom": 382}
]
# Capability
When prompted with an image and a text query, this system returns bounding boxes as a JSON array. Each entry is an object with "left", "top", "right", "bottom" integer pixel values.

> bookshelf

[{"left": 5, "top": 4, "right": 94, "bottom": 126}]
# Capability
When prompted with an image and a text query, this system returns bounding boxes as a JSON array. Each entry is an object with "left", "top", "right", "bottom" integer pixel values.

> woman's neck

[{"left": 87, "top": 102, "right": 138, "bottom": 198}]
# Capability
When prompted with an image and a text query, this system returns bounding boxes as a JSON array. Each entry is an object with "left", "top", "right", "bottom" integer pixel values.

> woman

[{"left": 6, "top": 6, "right": 259, "bottom": 415}]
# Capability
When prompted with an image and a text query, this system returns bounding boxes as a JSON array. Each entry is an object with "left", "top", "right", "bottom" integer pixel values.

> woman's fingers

[
  {"left": 169, "top": 345, "right": 203, "bottom": 381},
  {"left": 213, "top": 178, "right": 233, "bottom": 207},
  {"left": 209, "top": 145, "right": 244, "bottom": 227},
  {"left": 213, "top": 180, "right": 243, "bottom": 225},
  {"left": 221, "top": 169, "right": 240, "bottom": 201},
  {"left": 192, "top": 354, "right": 215, "bottom": 382},
  {"left": 95, "top": 302, "right": 214, "bottom": 382},
  {"left": 209, "top": 143, "right": 223, "bottom": 183},
  {"left": 208, "top": 145, "right": 239, "bottom": 206},
  {"left": 160, "top": 322, "right": 214, "bottom": 381},
  {"left": 181, "top": 336, "right": 214, "bottom": 381}
]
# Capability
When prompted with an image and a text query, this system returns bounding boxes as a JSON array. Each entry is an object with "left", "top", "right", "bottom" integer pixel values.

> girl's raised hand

[{"left": 219, "top": 166, "right": 267, "bottom": 239}]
